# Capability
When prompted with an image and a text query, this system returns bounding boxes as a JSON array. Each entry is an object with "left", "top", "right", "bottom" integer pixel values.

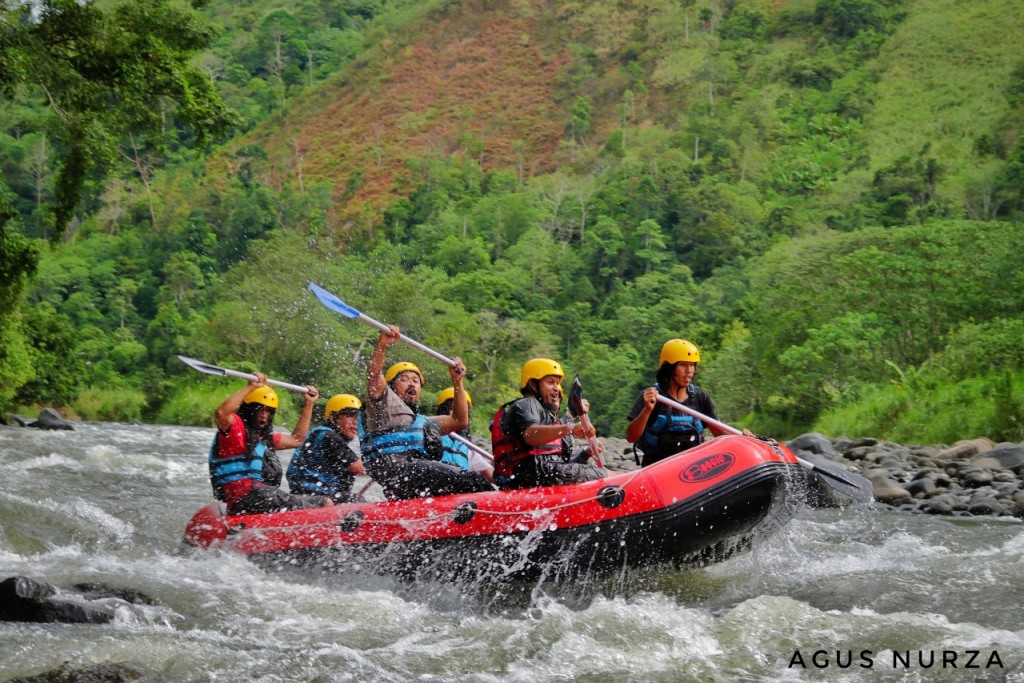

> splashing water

[{"left": 1, "top": 422, "right": 1022, "bottom": 682}]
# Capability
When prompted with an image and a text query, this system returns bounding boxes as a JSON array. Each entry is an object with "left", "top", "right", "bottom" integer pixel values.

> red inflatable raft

[{"left": 183, "top": 435, "right": 806, "bottom": 581}]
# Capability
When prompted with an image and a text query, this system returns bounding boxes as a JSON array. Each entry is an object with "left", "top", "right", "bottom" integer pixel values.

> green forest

[{"left": 2, "top": 0, "right": 1024, "bottom": 445}]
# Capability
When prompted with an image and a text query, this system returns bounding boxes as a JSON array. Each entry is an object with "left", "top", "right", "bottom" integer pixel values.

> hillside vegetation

[{"left": 2, "top": 0, "right": 1023, "bottom": 445}]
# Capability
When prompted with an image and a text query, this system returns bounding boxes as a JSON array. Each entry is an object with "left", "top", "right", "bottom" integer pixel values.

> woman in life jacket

[
  {"left": 625, "top": 339, "right": 752, "bottom": 467},
  {"left": 362, "top": 325, "right": 491, "bottom": 500},
  {"left": 209, "top": 373, "right": 334, "bottom": 515},
  {"left": 489, "top": 358, "right": 605, "bottom": 489},
  {"left": 435, "top": 387, "right": 494, "bottom": 483},
  {"left": 286, "top": 393, "right": 366, "bottom": 502}
]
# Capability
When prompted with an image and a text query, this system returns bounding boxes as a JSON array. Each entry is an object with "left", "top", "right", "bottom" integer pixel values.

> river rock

[
  {"left": 786, "top": 432, "right": 837, "bottom": 457},
  {"left": 920, "top": 493, "right": 968, "bottom": 514},
  {"left": 906, "top": 477, "right": 939, "bottom": 498},
  {"left": 967, "top": 495, "right": 1005, "bottom": 516},
  {"left": 31, "top": 408, "right": 74, "bottom": 431},
  {"left": 784, "top": 431, "right": 1024, "bottom": 517},
  {"left": 935, "top": 438, "right": 995, "bottom": 461},
  {"left": 6, "top": 413, "right": 33, "bottom": 427},
  {"left": 971, "top": 445, "right": 1024, "bottom": 473},
  {"left": 960, "top": 468, "right": 995, "bottom": 488},
  {"left": 1011, "top": 491, "right": 1024, "bottom": 518},
  {"left": 841, "top": 445, "right": 875, "bottom": 461},
  {"left": 600, "top": 437, "right": 638, "bottom": 471},
  {"left": 0, "top": 576, "right": 157, "bottom": 624},
  {"left": 8, "top": 661, "right": 148, "bottom": 682},
  {"left": 910, "top": 445, "right": 942, "bottom": 459},
  {"left": 864, "top": 470, "right": 912, "bottom": 504}
]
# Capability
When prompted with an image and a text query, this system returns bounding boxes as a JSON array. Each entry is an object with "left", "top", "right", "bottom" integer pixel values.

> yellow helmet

[
  {"left": 325, "top": 393, "right": 362, "bottom": 416},
  {"left": 520, "top": 358, "right": 564, "bottom": 389},
  {"left": 659, "top": 339, "right": 701, "bottom": 365},
  {"left": 385, "top": 362, "right": 424, "bottom": 384},
  {"left": 435, "top": 387, "right": 472, "bottom": 408},
  {"left": 243, "top": 386, "right": 279, "bottom": 409}
]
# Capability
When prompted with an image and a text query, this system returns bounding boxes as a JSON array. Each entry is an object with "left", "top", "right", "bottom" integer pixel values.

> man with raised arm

[{"left": 362, "top": 325, "right": 491, "bottom": 499}]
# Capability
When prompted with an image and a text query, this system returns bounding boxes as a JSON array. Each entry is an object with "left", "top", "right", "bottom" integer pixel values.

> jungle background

[{"left": 2, "top": 0, "right": 1024, "bottom": 445}]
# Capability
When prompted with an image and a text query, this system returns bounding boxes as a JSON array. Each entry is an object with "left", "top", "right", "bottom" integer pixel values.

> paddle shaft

[
  {"left": 308, "top": 283, "right": 456, "bottom": 367},
  {"left": 576, "top": 413, "right": 605, "bottom": 469},
  {"left": 220, "top": 368, "right": 309, "bottom": 394},
  {"left": 654, "top": 394, "right": 741, "bottom": 436},
  {"left": 450, "top": 432, "right": 494, "bottom": 463},
  {"left": 178, "top": 356, "right": 310, "bottom": 394},
  {"left": 566, "top": 375, "right": 604, "bottom": 468},
  {"left": 653, "top": 393, "right": 870, "bottom": 496},
  {"left": 357, "top": 312, "right": 457, "bottom": 368}
]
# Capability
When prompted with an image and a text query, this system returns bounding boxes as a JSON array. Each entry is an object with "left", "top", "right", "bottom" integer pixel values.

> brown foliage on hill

[{"left": 246, "top": 9, "right": 570, "bottom": 235}]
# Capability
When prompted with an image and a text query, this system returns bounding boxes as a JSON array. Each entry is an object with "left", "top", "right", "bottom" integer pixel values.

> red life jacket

[{"left": 489, "top": 399, "right": 565, "bottom": 479}]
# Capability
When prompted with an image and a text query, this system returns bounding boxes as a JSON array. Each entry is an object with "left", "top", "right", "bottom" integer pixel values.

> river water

[{"left": 1, "top": 422, "right": 1022, "bottom": 682}]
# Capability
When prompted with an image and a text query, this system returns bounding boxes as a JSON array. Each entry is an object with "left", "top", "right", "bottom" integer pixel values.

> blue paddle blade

[{"left": 308, "top": 282, "right": 361, "bottom": 319}]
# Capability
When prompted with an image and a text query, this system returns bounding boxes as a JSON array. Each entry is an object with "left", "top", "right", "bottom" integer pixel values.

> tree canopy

[
  {"left": 0, "top": 0, "right": 236, "bottom": 238},
  {"left": 2, "top": 0, "right": 1024, "bottom": 445}
]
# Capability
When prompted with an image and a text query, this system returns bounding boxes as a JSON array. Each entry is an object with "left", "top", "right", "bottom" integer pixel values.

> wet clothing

[
  {"left": 363, "top": 413, "right": 441, "bottom": 464},
  {"left": 627, "top": 383, "right": 717, "bottom": 467},
  {"left": 229, "top": 484, "right": 332, "bottom": 516},
  {"left": 366, "top": 453, "right": 491, "bottom": 499},
  {"left": 364, "top": 384, "right": 420, "bottom": 436},
  {"left": 364, "top": 386, "right": 491, "bottom": 500},
  {"left": 490, "top": 396, "right": 604, "bottom": 490},
  {"left": 286, "top": 425, "right": 363, "bottom": 502},
  {"left": 209, "top": 413, "right": 331, "bottom": 515},
  {"left": 441, "top": 433, "right": 492, "bottom": 475},
  {"left": 440, "top": 432, "right": 472, "bottom": 470},
  {"left": 209, "top": 414, "right": 281, "bottom": 505}
]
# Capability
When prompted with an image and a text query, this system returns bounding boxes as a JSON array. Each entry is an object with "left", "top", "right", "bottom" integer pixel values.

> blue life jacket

[
  {"left": 440, "top": 433, "right": 471, "bottom": 471},
  {"left": 636, "top": 385, "right": 704, "bottom": 459},
  {"left": 208, "top": 438, "right": 268, "bottom": 502},
  {"left": 363, "top": 413, "right": 441, "bottom": 465},
  {"left": 287, "top": 425, "right": 349, "bottom": 496}
]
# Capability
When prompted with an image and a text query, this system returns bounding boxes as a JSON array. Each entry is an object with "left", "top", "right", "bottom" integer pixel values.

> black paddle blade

[
  {"left": 567, "top": 374, "right": 586, "bottom": 418},
  {"left": 807, "top": 460, "right": 873, "bottom": 503}
]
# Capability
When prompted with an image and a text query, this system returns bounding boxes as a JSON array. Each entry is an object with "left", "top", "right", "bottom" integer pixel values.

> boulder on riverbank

[
  {"left": 2, "top": 409, "right": 76, "bottom": 430},
  {"left": 31, "top": 408, "right": 75, "bottom": 430}
]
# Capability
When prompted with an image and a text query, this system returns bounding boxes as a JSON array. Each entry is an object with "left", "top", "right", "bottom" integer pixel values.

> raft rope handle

[{"left": 226, "top": 469, "right": 646, "bottom": 536}]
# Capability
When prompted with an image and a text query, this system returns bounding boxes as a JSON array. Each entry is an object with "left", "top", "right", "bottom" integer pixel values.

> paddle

[
  {"left": 450, "top": 432, "right": 494, "bottom": 464},
  {"left": 308, "top": 282, "right": 456, "bottom": 368},
  {"left": 567, "top": 374, "right": 605, "bottom": 469},
  {"left": 177, "top": 355, "right": 311, "bottom": 394},
  {"left": 653, "top": 394, "right": 873, "bottom": 503}
]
